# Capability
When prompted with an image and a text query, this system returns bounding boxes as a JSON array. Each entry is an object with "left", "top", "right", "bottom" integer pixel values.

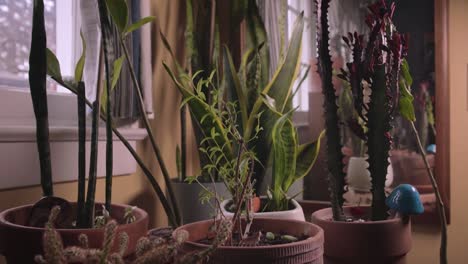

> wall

[{"left": 408, "top": 0, "right": 468, "bottom": 263}]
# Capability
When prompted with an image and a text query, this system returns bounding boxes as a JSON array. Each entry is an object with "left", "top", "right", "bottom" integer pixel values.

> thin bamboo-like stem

[
  {"left": 51, "top": 78, "right": 178, "bottom": 227},
  {"left": 180, "top": 103, "right": 187, "bottom": 181},
  {"left": 84, "top": 100, "right": 100, "bottom": 227},
  {"left": 98, "top": 0, "right": 113, "bottom": 212},
  {"left": 29, "top": 0, "right": 53, "bottom": 197},
  {"left": 208, "top": 0, "right": 216, "bottom": 66},
  {"left": 410, "top": 122, "right": 447, "bottom": 264},
  {"left": 76, "top": 82, "right": 87, "bottom": 227},
  {"left": 84, "top": 51, "right": 103, "bottom": 228},
  {"left": 120, "top": 39, "right": 181, "bottom": 226}
]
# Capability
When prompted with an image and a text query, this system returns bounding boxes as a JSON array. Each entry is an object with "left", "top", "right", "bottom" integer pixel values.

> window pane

[{"left": 0, "top": 0, "right": 56, "bottom": 88}]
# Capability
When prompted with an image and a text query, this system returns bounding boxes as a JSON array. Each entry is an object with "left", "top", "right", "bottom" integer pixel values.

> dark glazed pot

[
  {"left": 175, "top": 218, "right": 324, "bottom": 264},
  {"left": 171, "top": 179, "right": 230, "bottom": 224},
  {"left": 0, "top": 203, "right": 148, "bottom": 263},
  {"left": 311, "top": 207, "right": 412, "bottom": 264}
]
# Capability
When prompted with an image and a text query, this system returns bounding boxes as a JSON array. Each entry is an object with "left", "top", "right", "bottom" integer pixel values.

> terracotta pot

[
  {"left": 0, "top": 203, "right": 148, "bottom": 263},
  {"left": 175, "top": 218, "right": 324, "bottom": 264},
  {"left": 171, "top": 179, "right": 230, "bottom": 224},
  {"left": 220, "top": 198, "right": 306, "bottom": 221},
  {"left": 311, "top": 207, "right": 412, "bottom": 264}
]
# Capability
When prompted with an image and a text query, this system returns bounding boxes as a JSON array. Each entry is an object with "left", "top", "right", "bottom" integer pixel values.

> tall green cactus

[
  {"left": 316, "top": 0, "right": 345, "bottom": 221},
  {"left": 317, "top": 0, "right": 407, "bottom": 221}
]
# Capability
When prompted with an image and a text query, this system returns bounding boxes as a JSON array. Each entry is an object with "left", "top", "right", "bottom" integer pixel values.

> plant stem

[
  {"left": 51, "top": 78, "right": 179, "bottom": 227},
  {"left": 120, "top": 39, "right": 181, "bottom": 226},
  {"left": 29, "top": 0, "right": 53, "bottom": 197},
  {"left": 84, "top": 100, "right": 100, "bottom": 227},
  {"left": 98, "top": 0, "right": 113, "bottom": 212},
  {"left": 84, "top": 50, "right": 104, "bottom": 228},
  {"left": 410, "top": 121, "right": 447, "bottom": 264},
  {"left": 76, "top": 82, "right": 87, "bottom": 227},
  {"left": 180, "top": 104, "right": 187, "bottom": 181}
]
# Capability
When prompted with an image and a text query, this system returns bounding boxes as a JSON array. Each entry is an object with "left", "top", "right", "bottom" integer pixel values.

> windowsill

[
  {"left": 0, "top": 88, "right": 148, "bottom": 190},
  {"left": 0, "top": 125, "right": 148, "bottom": 142}
]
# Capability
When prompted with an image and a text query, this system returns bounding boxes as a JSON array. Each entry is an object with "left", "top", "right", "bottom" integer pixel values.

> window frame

[{"left": 0, "top": 1, "right": 147, "bottom": 190}]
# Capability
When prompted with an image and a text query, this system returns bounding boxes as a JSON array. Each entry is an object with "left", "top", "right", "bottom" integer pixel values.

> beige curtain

[{"left": 130, "top": 0, "right": 199, "bottom": 228}]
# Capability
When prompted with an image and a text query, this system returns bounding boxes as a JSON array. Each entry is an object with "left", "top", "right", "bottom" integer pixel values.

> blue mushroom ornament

[{"left": 386, "top": 184, "right": 424, "bottom": 219}]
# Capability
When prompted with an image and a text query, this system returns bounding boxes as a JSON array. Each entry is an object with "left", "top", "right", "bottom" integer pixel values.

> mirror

[{"left": 299, "top": 0, "right": 449, "bottom": 225}]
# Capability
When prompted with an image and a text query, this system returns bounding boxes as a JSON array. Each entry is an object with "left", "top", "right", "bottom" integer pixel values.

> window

[
  {"left": 287, "top": 0, "right": 315, "bottom": 112},
  {"left": 0, "top": 0, "right": 147, "bottom": 189},
  {"left": 0, "top": 0, "right": 81, "bottom": 92}
]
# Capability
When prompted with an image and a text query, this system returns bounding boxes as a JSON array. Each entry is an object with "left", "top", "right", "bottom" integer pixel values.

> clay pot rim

[
  {"left": 0, "top": 202, "right": 148, "bottom": 232},
  {"left": 175, "top": 217, "right": 324, "bottom": 250},
  {"left": 311, "top": 206, "right": 404, "bottom": 225}
]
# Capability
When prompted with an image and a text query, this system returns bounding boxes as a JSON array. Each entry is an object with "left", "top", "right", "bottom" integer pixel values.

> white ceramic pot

[
  {"left": 346, "top": 157, "right": 394, "bottom": 192},
  {"left": 220, "top": 198, "right": 305, "bottom": 221}
]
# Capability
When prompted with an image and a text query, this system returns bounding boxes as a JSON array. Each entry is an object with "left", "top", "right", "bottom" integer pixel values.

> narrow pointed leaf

[
  {"left": 74, "top": 31, "right": 86, "bottom": 83},
  {"left": 294, "top": 130, "right": 324, "bottom": 180},
  {"left": 124, "top": 16, "right": 155, "bottom": 36},
  {"left": 46, "top": 48, "right": 62, "bottom": 81}
]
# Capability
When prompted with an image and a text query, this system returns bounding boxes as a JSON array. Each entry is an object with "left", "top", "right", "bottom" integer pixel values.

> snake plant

[{"left": 164, "top": 8, "right": 322, "bottom": 212}]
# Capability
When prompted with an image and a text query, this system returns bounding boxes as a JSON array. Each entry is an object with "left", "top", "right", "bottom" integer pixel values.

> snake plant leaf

[
  {"left": 222, "top": 46, "right": 248, "bottom": 130},
  {"left": 46, "top": 48, "right": 62, "bottom": 82},
  {"left": 294, "top": 130, "right": 325, "bottom": 181},
  {"left": 244, "top": 0, "right": 269, "bottom": 88},
  {"left": 271, "top": 112, "right": 297, "bottom": 204},
  {"left": 185, "top": 0, "right": 194, "bottom": 68},
  {"left": 244, "top": 13, "right": 304, "bottom": 139},
  {"left": 123, "top": 16, "right": 155, "bottom": 36},
  {"left": 105, "top": 0, "right": 128, "bottom": 33},
  {"left": 30, "top": 0, "right": 53, "bottom": 197},
  {"left": 160, "top": 32, "right": 184, "bottom": 74},
  {"left": 264, "top": 12, "right": 304, "bottom": 113},
  {"left": 163, "top": 62, "right": 233, "bottom": 160},
  {"left": 74, "top": 31, "right": 86, "bottom": 83}
]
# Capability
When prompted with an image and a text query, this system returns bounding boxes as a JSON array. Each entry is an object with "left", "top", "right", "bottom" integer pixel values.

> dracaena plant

[
  {"left": 43, "top": 0, "right": 181, "bottom": 227},
  {"left": 164, "top": 11, "right": 323, "bottom": 212}
]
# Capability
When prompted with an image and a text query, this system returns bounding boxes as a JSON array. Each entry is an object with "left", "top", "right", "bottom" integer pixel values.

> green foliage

[
  {"left": 124, "top": 16, "right": 156, "bottom": 36},
  {"left": 164, "top": 12, "right": 306, "bottom": 204},
  {"left": 101, "top": 55, "right": 125, "bottom": 113},
  {"left": 105, "top": 0, "right": 128, "bottom": 33},
  {"left": 46, "top": 48, "right": 62, "bottom": 82},
  {"left": 74, "top": 31, "right": 86, "bottom": 83},
  {"left": 399, "top": 59, "right": 416, "bottom": 122},
  {"left": 269, "top": 111, "right": 323, "bottom": 211}
]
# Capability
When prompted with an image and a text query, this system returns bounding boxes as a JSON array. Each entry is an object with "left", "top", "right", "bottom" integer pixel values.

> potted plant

[
  {"left": 0, "top": 0, "right": 167, "bottom": 262},
  {"left": 338, "top": 81, "right": 394, "bottom": 202},
  {"left": 164, "top": 1, "right": 323, "bottom": 222},
  {"left": 167, "top": 72, "right": 324, "bottom": 263},
  {"left": 312, "top": 0, "right": 448, "bottom": 263}
]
